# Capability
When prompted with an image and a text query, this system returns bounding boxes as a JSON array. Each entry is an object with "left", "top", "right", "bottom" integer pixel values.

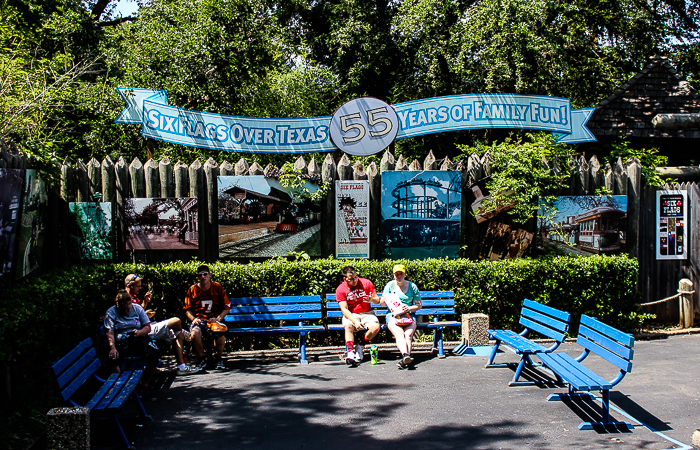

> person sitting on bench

[
  {"left": 184, "top": 265, "right": 231, "bottom": 371},
  {"left": 125, "top": 273, "right": 194, "bottom": 375},
  {"left": 335, "top": 265, "right": 380, "bottom": 366},
  {"left": 105, "top": 290, "right": 160, "bottom": 391},
  {"left": 382, "top": 264, "right": 422, "bottom": 369}
]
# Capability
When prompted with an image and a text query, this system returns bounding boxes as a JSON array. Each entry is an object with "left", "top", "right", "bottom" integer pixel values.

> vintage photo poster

[
  {"left": 381, "top": 171, "right": 461, "bottom": 259},
  {"left": 0, "top": 169, "right": 23, "bottom": 277},
  {"left": 466, "top": 177, "right": 516, "bottom": 223},
  {"left": 537, "top": 195, "right": 627, "bottom": 255},
  {"left": 17, "top": 170, "right": 48, "bottom": 277},
  {"left": 125, "top": 198, "right": 198, "bottom": 250},
  {"left": 335, "top": 180, "right": 369, "bottom": 258},
  {"left": 479, "top": 222, "right": 534, "bottom": 261},
  {"left": 68, "top": 202, "right": 114, "bottom": 259},
  {"left": 218, "top": 176, "right": 321, "bottom": 258},
  {"left": 656, "top": 190, "right": 687, "bottom": 260}
]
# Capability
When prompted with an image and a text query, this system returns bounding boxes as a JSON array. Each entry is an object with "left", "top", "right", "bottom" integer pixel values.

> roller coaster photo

[{"left": 381, "top": 171, "right": 461, "bottom": 259}]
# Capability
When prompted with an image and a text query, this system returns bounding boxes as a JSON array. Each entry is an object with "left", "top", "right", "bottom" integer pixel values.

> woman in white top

[{"left": 382, "top": 264, "right": 422, "bottom": 369}]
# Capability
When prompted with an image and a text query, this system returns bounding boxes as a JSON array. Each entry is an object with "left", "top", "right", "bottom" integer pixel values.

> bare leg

[
  {"left": 215, "top": 335, "right": 226, "bottom": 357},
  {"left": 365, "top": 322, "right": 380, "bottom": 342},
  {"left": 404, "top": 323, "right": 417, "bottom": 355},
  {"left": 388, "top": 322, "right": 409, "bottom": 355},
  {"left": 191, "top": 326, "right": 204, "bottom": 357}
]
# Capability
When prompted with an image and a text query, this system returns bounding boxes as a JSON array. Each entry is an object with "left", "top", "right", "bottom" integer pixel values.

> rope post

[{"left": 679, "top": 279, "right": 694, "bottom": 329}]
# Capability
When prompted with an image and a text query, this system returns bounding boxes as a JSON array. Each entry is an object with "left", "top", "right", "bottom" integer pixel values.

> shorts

[
  {"left": 149, "top": 320, "right": 176, "bottom": 343},
  {"left": 386, "top": 313, "right": 416, "bottom": 328},
  {"left": 342, "top": 311, "right": 379, "bottom": 328}
]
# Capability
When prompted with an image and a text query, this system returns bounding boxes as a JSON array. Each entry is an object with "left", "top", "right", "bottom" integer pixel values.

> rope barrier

[{"left": 639, "top": 290, "right": 696, "bottom": 307}]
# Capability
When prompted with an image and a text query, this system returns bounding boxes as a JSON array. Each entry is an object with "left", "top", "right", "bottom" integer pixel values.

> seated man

[
  {"left": 184, "top": 265, "right": 231, "bottom": 371},
  {"left": 336, "top": 265, "right": 380, "bottom": 365},
  {"left": 125, "top": 273, "right": 193, "bottom": 375},
  {"left": 105, "top": 290, "right": 160, "bottom": 390}
]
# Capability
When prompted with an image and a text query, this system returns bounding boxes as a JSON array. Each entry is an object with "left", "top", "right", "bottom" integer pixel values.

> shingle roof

[{"left": 587, "top": 57, "right": 700, "bottom": 139}]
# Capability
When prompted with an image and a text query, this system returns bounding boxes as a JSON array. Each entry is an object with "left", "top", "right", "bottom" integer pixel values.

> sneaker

[
  {"left": 193, "top": 357, "right": 206, "bottom": 372},
  {"left": 397, "top": 360, "right": 407, "bottom": 370},
  {"left": 403, "top": 354, "right": 414, "bottom": 366},
  {"left": 354, "top": 344, "right": 364, "bottom": 362},
  {"left": 177, "top": 365, "right": 195, "bottom": 376},
  {"left": 215, "top": 357, "right": 226, "bottom": 370},
  {"left": 346, "top": 351, "right": 358, "bottom": 366}
]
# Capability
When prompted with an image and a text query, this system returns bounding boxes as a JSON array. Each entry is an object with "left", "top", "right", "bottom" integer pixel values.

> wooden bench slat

[
  {"left": 577, "top": 334, "right": 633, "bottom": 373},
  {"left": 521, "top": 308, "right": 570, "bottom": 334},
  {"left": 579, "top": 324, "right": 634, "bottom": 361},
  {"left": 84, "top": 373, "right": 119, "bottom": 410},
  {"left": 230, "top": 295, "right": 323, "bottom": 305},
  {"left": 56, "top": 347, "right": 98, "bottom": 391},
  {"left": 580, "top": 315, "right": 634, "bottom": 348},
  {"left": 228, "top": 304, "right": 322, "bottom": 314},
  {"left": 51, "top": 338, "right": 93, "bottom": 377},
  {"left": 106, "top": 371, "right": 143, "bottom": 412},
  {"left": 94, "top": 370, "right": 134, "bottom": 411},
  {"left": 225, "top": 312, "right": 323, "bottom": 322},
  {"left": 489, "top": 330, "right": 548, "bottom": 353},
  {"left": 519, "top": 316, "right": 567, "bottom": 343},
  {"left": 523, "top": 299, "right": 571, "bottom": 322},
  {"left": 60, "top": 358, "right": 102, "bottom": 403}
]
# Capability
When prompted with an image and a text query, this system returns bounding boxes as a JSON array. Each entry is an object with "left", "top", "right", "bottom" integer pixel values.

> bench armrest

[{"left": 575, "top": 347, "right": 590, "bottom": 363}]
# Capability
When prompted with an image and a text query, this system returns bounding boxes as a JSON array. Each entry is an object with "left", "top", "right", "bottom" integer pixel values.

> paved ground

[{"left": 98, "top": 334, "right": 700, "bottom": 450}]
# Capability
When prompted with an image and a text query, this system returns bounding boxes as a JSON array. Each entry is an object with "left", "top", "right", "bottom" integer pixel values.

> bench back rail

[
  {"left": 576, "top": 314, "right": 634, "bottom": 385},
  {"left": 519, "top": 299, "right": 571, "bottom": 345}
]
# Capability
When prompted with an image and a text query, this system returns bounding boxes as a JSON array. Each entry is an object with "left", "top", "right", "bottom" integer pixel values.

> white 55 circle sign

[{"left": 329, "top": 97, "right": 399, "bottom": 156}]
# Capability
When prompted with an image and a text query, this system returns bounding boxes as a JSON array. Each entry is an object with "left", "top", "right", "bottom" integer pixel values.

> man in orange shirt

[{"left": 184, "top": 265, "right": 231, "bottom": 371}]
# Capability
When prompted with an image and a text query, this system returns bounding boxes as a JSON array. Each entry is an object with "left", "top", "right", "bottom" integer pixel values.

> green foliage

[
  {"left": 457, "top": 132, "right": 574, "bottom": 223},
  {"left": 606, "top": 138, "right": 670, "bottom": 187},
  {"left": 278, "top": 161, "right": 330, "bottom": 203}
]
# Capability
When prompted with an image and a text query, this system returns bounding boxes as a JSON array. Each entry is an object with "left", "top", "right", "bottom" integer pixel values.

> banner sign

[
  {"left": 335, "top": 180, "right": 370, "bottom": 259},
  {"left": 656, "top": 190, "right": 687, "bottom": 260},
  {"left": 116, "top": 88, "right": 596, "bottom": 154}
]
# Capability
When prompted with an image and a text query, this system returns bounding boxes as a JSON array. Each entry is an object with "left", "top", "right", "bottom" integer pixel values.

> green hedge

[{"left": 0, "top": 255, "right": 644, "bottom": 449}]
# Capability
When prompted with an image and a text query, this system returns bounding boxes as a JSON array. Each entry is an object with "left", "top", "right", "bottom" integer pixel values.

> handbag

[{"left": 385, "top": 282, "right": 414, "bottom": 327}]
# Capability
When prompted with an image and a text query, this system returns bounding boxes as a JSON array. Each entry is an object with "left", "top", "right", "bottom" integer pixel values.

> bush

[{"left": 0, "top": 254, "right": 643, "bottom": 450}]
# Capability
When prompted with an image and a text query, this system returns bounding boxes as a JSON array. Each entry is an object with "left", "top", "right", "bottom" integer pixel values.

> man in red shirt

[
  {"left": 184, "top": 265, "right": 232, "bottom": 371},
  {"left": 335, "top": 265, "right": 380, "bottom": 365}
]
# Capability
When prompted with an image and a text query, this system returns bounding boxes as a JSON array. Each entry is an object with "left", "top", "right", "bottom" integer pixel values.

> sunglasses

[
  {"left": 197, "top": 272, "right": 210, "bottom": 277},
  {"left": 128, "top": 274, "right": 140, "bottom": 285}
]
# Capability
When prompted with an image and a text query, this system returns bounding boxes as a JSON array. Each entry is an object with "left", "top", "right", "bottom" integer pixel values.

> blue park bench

[
  {"left": 51, "top": 338, "right": 151, "bottom": 449},
  {"left": 486, "top": 299, "right": 571, "bottom": 385},
  {"left": 540, "top": 314, "right": 635, "bottom": 431},
  {"left": 223, "top": 295, "right": 325, "bottom": 364},
  {"left": 325, "top": 291, "right": 460, "bottom": 358}
]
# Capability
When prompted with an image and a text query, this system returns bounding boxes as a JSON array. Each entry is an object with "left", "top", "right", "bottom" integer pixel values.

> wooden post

[
  {"left": 380, "top": 150, "right": 395, "bottom": 172},
  {"left": 294, "top": 156, "right": 308, "bottom": 174},
  {"left": 189, "top": 159, "right": 205, "bottom": 260},
  {"left": 353, "top": 162, "right": 367, "bottom": 180},
  {"left": 159, "top": 156, "right": 174, "bottom": 198},
  {"left": 679, "top": 278, "right": 694, "bottom": 328},
  {"left": 367, "top": 162, "right": 381, "bottom": 259},
  {"left": 204, "top": 158, "right": 218, "bottom": 262},
  {"left": 625, "top": 157, "right": 642, "bottom": 258},
  {"left": 308, "top": 157, "right": 320, "bottom": 178},
  {"left": 337, "top": 154, "right": 353, "bottom": 180},
  {"left": 219, "top": 160, "right": 232, "bottom": 176},
  {"left": 144, "top": 159, "right": 160, "bottom": 198},
  {"left": 395, "top": 155, "right": 408, "bottom": 171},
  {"left": 87, "top": 158, "right": 101, "bottom": 200},
  {"left": 440, "top": 156, "right": 455, "bottom": 171},
  {"left": 574, "top": 156, "right": 589, "bottom": 195},
  {"left": 466, "top": 153, "right": 482, "bottom": 186},
  {"left": 75, "top": 159, "right": 88, "bottom": 202},
  {"left": 115, "top": 157, "right": 129, "bottom": 262},
  {"left": 101, "top": 156, "right": 115, "bottom": 203},
  {"left": 588, "top": 155, "right": 601, "bottom": 193},
  {"left": 481, "top": 152, "right": 492, "bottom": 177},
  {"left": 264, "top": 164, "right": 279, "bottom": 178},
  {"left": 322, "top": 153, "right": 337, "bottom": 258},
  {"left": 129, "top": 158, "right": 145, "bottom": 198},
  {"left": 408, "top": 159, "right": 422, "bottom": 171},
  {"left": 249, "top": 161, "right": 264, "bottom": 176},
  {"left": 604, "top": 162, "right": 614, "bottom": 193},
  {"left": 174, "top": 161, "right": 189, "bottom": 198},
  {"left": 614, "top": 157, "right": 628, "bottom": 195},
  {"left": 60, "top": 157, "right": 74, "bottom": 201},
  {"left": 424, "top": 150, "right": 437, "bottom": 170}
]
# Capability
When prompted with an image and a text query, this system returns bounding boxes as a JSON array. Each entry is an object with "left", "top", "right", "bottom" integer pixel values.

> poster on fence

[
  {"left": 335, "top": 180, "right": 370, "bottom": 258},
  {"left": 478, "top": 222, "right": 534, "bottom": 261},
  {"left": 381, "top": 171, "right": 461, "bottom": 259},
  {"left": 656, "top": 190, "right": 687, "bottom": 260},
  {"left": 0, "top": 169, "right": 23, "bottom": 277},
  {"left": 17, "top": 170, "right": 48, "bottom": 277},
  {"left": 68, "top": 202, "right": 114, "bottom": 259},
  {"left": 218, "top": 176, "right": 321, "bottom": 258},
  {"left": 125, "top": 198, "right": 198, "bottom": 250},
  {"left": 537, "top": 195, "right": 627, "bottom": 255}
]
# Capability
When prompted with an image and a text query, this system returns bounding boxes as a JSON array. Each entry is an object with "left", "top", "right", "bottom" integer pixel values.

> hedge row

[{"left": 0, "top": 255, "right": 645, "bottom": 449}]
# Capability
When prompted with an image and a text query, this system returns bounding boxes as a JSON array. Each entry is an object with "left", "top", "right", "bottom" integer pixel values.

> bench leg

[
  {"left": 111, "top": 415, "right": 135, "bottom": 450},
  {"left": 132, "top": 391, "right": 152, "bottom": 421},
  {"left": 547, "top": 390, "right": 634, "bottom": 431},
  {"left": 485, "top": 340, "right": 505, "bottom": 367},
  {"left": 433, "top": 327, "right": 445, "bottom": 358},
  {"left": 299, "top": 331, "right": 309, "bottom": 365}
]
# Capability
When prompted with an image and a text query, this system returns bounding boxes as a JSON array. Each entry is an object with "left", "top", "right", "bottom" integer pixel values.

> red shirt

[
  {"left": 184, "top": 281, "right": 232, "bottom": 320},
  {"left": 335, "top": 278, "right": 375, "bottom": 313}
]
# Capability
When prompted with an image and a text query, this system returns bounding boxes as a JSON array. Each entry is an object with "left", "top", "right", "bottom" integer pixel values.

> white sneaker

[
  {"left": 346, "top": 351, "right": 358, "bottom": 365},
  {"left": 354, "top": 344, "right": 364, "bottom": 362}
]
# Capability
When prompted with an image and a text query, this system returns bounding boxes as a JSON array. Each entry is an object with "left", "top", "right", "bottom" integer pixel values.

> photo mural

[
  {"left": 381, "top": 171, "right": 462, "bottom": 259},
  {"left": 17, "top": 170, "right": 48, "bottom": 277},
  {"left": 537, "top": 195, "right": 628, "bottom": 254},
  {"left": 0, "top": 169, "right": 23, "bottom": 277},
  {"left": 125, "top": 198, "right": 198, "bottom": 250},
  {"left": 68, "top": 202, "right": 114, "bottom": 259},
  {"left": 218, "top": 176, "right": 321, "bottom": 258}
]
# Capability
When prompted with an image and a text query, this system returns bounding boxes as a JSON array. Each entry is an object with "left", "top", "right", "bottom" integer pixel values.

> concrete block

[
  {"left": 47, "top": 406, "right": 89, "bottom": 450},
  {"left": 461, "top": 313, "right": 489, "bottom": 347}
]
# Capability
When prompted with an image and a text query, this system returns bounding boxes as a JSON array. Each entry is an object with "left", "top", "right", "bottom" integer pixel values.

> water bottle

[{"left": 370, "top": 345, "right": 379, "bottom": 365}]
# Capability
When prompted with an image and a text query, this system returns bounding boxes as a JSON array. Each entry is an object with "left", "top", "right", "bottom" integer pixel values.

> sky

[{"left": 113, "top": 0, "right": 139, "bottom": 17}]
